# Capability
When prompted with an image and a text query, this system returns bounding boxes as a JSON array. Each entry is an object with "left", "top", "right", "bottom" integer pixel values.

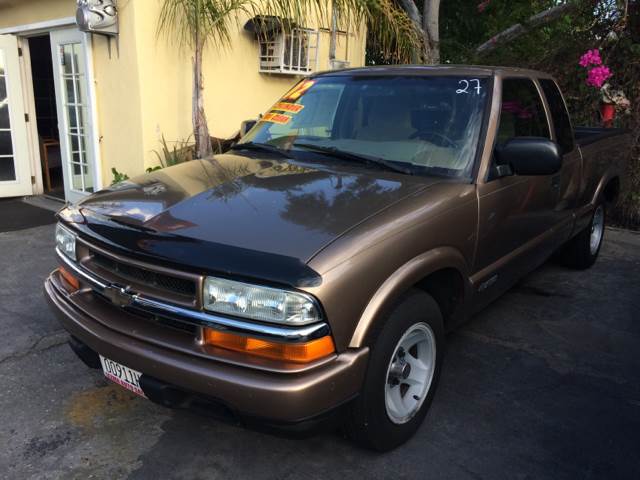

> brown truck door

[
  {"left": 473, "top": 77, "right": 558, "bottom": 302},
  {"left": 538, "top": 78, "right": 582, "bottom": 243}
]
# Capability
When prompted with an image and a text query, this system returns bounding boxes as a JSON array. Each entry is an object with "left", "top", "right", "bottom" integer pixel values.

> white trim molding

[
  {"left": 0, "top": 17, "right": 76, "bottom": 35},
  {"left": 17, "top": 37, "right": 44, "bottom": 195},
  {"left": 83, "top": 32, "right": 103, "bottom": 191}
]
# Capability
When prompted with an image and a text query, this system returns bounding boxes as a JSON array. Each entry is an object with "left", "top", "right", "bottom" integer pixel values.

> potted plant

[
  {"left": 600, "top": 83, "right": 631, "bottom": 127},
  {"left": 578, "top": 48, "right": 631, "bottom": 127}
]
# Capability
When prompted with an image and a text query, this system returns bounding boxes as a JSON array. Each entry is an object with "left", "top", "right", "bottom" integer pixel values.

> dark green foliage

[
  {"left": 368, "top": 0, "right": 640, "bottom": 228},
  {"left": 452, "top": 0, "right": 640, "bottom": 228}
]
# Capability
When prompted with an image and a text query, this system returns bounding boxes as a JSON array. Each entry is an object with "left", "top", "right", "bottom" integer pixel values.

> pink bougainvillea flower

[
  {"left": 501, "top": 101, "right": 533, "bottom": 118},
  {"left": 586, "top": 66, "right": 612, "bottom": 88},
  {"left": 477, "top": 0, "right": 491, "bottom": 12},
  {"left": 579, "top": 49, "right": 602, "bottom": 68},
  {"left": 501, "top": 101, "right": 522, "bottom": 113}
]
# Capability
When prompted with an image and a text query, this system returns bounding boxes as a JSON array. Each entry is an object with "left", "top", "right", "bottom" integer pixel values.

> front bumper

[{"left": 45, "top": 274, "right": 368, "bottom": 423}]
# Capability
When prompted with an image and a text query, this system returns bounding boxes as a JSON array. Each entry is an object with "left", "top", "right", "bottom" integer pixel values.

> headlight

[
  {"left": 203, "top": 277, "right": 322, "bottom": 325},
  {"left": 55, "top": 223, "right": 77, "bottom": 260}
]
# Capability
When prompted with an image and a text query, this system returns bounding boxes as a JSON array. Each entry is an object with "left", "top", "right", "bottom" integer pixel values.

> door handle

[{"left": 551, "top": 175, "right": 561, "bottom": 190}]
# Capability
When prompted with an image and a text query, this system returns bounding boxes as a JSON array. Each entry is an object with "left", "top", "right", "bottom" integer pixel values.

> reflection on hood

[{"left": 72, "top": 153, "right": 435, "bottom": 263}]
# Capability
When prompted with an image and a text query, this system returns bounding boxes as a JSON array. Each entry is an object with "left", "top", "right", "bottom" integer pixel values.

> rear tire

[
  {"left": 346, "top": 289, "right": 444, "bottom": 452},
  {"left": 557, "top": 203, "right": 605, "bottom": 269}
]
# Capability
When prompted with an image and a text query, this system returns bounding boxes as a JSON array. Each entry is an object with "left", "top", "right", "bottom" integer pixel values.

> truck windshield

[{"left": 241, "top": 75, "right": 490, "bottom": 177}]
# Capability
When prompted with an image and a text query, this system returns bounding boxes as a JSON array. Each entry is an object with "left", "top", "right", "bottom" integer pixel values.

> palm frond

[
  {"left": 364, "top": 0, "right": 423, "bottom": 63},
  {"left": 157, "top": 0, "right": 422, "bottom": 61},
  {"left": 311, "top": 0, "right": 422, "bottom": 62},
  {"left": 157, "top": 0, "right": 254, "bottom": 49}
]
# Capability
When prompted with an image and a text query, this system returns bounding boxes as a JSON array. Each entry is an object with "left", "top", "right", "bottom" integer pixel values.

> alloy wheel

[
  {"left": 384, "top": 322, "right": 436, "bottom": 424},
  {"left": 590, "top": 205, "right": 605, "bottom": 255}
]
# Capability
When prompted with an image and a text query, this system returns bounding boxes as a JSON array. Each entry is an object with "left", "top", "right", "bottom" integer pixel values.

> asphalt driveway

[{"left": 0, "top": 223, "right": 638, "bottom": 480}]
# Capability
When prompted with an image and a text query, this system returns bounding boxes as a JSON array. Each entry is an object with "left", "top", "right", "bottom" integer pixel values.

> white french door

[
  {"left": 0, "top": 34, "right": 33, "bottom": 198},
  {"left": 50, "top": 29, "right": 98, "bottom": 204}
]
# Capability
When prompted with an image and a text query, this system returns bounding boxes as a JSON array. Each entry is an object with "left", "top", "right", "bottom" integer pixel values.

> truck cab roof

[{"left": 313, "top": 64, "right": 555, "bottom": 80}]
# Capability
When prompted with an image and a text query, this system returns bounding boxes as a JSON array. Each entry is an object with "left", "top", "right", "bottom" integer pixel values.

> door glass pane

[
  {"left": 539, "top": 79, "right": 574, "bottom": 153},
  {"left": 0, "top": 157, "right": 16, "bottom": 181},
  {"left": 62, "top": 44, "right": 74, "bottom": 75},
  {"left": 0, "top": 131, "right": 13, "bottom": 156},
  {"left": 70, "top": 133, "right": 79, "bottom": 152},
  {"left": 497, "top": 79, "right": 550, "bottom": 144},
  {"left": 69, "top": 106, "right": 84, "bottom": 130},
  {"left": 0, "top": 78, "right": 8, "bottom": 129},
  {"left": 71, "top": 163, "right": 83, "bottom": 190},
  {"left": 0, "top": 50, "right": 16, "bottom": 181},
  {"left": 71, "top": 44, "right": 87, "bottom": 97},
  {"left": 65, "top": 78, "right": 76, "bottom": 104},
  {"left": 61, "top": 42, "right": 93, "bottom": 193}
]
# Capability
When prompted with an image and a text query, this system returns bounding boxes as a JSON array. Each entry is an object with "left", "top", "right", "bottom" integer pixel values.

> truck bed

[{"left": 574, "top": 126, "right": 629, "bottom": 147}]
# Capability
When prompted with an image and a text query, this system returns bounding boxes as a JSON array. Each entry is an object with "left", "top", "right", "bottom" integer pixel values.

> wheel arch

[
  {"left": 602, "top": 176, "right": 620, "bottom": 205},
  {"left": 348, "top": 247, "right": 472, "bottom": 348},
  {"left": 593, "top": 170, "right": 621, "bottom": 207}
]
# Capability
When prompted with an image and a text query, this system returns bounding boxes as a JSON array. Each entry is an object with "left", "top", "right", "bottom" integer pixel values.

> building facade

[{"left": 0, "top": 0, "right": 366, "bottom": 203}]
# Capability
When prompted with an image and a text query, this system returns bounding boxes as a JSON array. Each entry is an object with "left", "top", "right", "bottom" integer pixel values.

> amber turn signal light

[
  {"left": 59, "top": 266, "right": 80, "bottom": 292},
  {"left": 202, "top": 329, "right": 335, "bottom": 363}
]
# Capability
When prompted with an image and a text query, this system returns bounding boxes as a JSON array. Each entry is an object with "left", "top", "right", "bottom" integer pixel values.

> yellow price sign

[
  {"left": 282, "top": 80, "right": 315, "bottom": 101},
  {"left": 263, "top": 112, "right": 292, "bottom": 125}
]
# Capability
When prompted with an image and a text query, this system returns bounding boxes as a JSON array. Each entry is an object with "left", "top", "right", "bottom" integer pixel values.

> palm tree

[{"left": 157, "top": 0, "right": 422, "bottom": 159}]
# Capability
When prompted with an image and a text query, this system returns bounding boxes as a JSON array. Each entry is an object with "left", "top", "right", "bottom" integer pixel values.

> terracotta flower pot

[{"left": 600, "top": 103, "right": 616, "bottom": 127}]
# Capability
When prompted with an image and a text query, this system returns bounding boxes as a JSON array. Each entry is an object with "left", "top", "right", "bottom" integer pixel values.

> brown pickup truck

[{"left": 46, "top": 66, "right": 630, "bottom": 451}]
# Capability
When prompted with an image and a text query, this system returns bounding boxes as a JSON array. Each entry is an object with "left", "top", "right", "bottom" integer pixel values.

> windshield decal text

[{"left": 456, "top": 79, "right": 482, "bottom": 95}]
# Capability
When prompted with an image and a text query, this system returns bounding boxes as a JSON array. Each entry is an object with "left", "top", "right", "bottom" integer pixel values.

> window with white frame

[{"left": 259, "top": 28, "right": 319, "bottom": 75}]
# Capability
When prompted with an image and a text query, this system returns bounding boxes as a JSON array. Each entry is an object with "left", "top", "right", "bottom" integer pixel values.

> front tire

[
  {"left": 557, "top": 203, "right": 605, "bottom": 269},
  {"left": 346, "top": 289, "right": 444, "bottom": 451}
]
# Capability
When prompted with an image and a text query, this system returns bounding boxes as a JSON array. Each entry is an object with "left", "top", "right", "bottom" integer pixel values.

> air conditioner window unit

[{"left": 259, "top": 28, "right": 319, "bottom": 75}]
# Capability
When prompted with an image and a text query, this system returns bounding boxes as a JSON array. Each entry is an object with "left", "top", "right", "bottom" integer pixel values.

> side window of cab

[
  {"left": 496, "top": 78, "right": 550, "bottom": 145},
  {"left": 539, "top": 78, "right": 575, "bottom": 154},
  {"left": 490, "top": 78, "right": 551, "bottom": 179}
]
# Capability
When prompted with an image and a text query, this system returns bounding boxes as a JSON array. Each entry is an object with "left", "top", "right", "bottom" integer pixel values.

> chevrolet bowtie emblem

[{"left": 102, "top": 285, "right": 134, "bottom": 307}]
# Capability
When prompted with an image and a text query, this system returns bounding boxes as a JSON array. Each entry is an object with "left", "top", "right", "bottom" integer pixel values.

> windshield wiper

[
  {"left": 230, "top": 142, "right": 292, "bottom": 159},
  {"left": 293, "top": 143, "right": 414, "bottom": 175}
]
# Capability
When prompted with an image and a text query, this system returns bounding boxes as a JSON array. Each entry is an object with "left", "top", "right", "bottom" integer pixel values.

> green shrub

[
  {"left": 152, "top": 135, "right": 194, "bottom": 169},
  {"left": 111, "top": 168, "right": 129, "bottom": 185}
]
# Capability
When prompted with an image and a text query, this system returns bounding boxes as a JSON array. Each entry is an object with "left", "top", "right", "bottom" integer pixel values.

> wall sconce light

[{"left": 76, "top": 0, "right": 118, "bottom": 36}]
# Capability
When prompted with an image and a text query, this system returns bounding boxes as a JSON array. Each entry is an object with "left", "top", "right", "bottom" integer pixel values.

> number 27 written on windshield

[{"left": 456, "top": 79, "right": 482, "bottom": 94}]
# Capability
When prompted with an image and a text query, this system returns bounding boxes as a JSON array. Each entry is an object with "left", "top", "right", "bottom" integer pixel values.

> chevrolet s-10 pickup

[{"left": 46, "top": 66, "right": 630, "bottom": 451}]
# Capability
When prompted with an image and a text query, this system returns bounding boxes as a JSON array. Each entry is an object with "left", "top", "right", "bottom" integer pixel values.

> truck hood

[{"left": 65, "top": 153, "right": 436, "bottom": 286}]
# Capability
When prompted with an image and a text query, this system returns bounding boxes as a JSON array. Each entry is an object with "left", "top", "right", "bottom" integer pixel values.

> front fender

[{"left": 348, "top": 247, "right": 471, "bottom": 348}]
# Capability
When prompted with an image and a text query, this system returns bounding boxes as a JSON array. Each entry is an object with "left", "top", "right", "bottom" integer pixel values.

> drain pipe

[{"left": 329, "top": 3, "right": 337, "bottom": 69}]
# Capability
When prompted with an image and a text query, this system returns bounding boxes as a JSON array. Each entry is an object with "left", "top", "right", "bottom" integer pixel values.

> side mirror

[
  {"left": 494, "top": 137, "right": 562, "bottom": 176},
  {"left": 239, "top": 119, "right": 257, "bottom": 138}
]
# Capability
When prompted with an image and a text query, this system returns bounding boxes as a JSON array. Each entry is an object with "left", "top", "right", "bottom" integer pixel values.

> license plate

[{"left": 99, "top": 355, "right": 146, "bottom": 398}]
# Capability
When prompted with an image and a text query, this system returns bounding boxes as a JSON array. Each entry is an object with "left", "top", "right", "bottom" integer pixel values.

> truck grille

[
  {"left": 77, "top": 240, "right": 200, "bottom": 308},
  {"left": 91, "top": 252, "right": 196, "bottom": 297}
]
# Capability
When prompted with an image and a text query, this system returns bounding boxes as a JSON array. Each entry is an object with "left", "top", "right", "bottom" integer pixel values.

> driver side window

[{"left": 496, "top": 78, "right": 550, "bottom": 145}]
